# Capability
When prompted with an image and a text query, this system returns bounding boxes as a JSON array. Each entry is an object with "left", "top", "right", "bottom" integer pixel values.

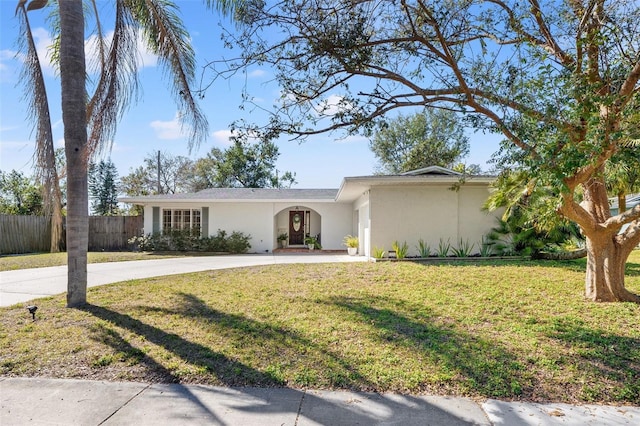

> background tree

[
  {"left": 190, "top": 139, "right": 297, "bottom": 190},
  {"left": 88, "top": 159, "right": 120, "bottom": 216},
  {"left": 121, "top": 151, "right": 194, "bottom": 196},
  {"left": 370, "top": 109, "right": 469, "bottom": 174},
  {"left": 0, "top": 170, "right": 44, "bottom": 215},
  {"left": 213, "top": 0, "right": 640, "bottom": 302}
]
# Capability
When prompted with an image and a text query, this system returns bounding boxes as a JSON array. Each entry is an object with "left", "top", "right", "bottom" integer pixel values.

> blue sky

[{"left": 0, "top": 1, "right": 501, "bottom": 189}]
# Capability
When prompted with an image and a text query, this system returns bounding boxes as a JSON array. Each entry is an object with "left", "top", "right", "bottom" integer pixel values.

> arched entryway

[{"left": 274, "top": 206, "right": 322, "bottom": 248}]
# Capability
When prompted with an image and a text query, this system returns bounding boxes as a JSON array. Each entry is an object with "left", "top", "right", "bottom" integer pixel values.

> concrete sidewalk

[
  {"left": 0, "top": 254, "right": 367, "bottom": 307},
  {"left": 2, "top": 377, "right": 638, "bottom": 425}
]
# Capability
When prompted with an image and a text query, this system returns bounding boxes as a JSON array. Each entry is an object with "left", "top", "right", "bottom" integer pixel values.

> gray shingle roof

[
  {"left": 195, "top": 188, "right": 338, "bottom": 200},
  {"left": 119, "top": 187, "right": 338, "bottom": 203}
]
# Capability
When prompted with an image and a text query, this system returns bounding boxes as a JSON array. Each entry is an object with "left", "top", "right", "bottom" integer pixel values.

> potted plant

[
  {"left": 304, "top": 235, "right": 321, "bottom": 250},
  {"left": 277, "top": 232, "right": 288, "bottom": 248},
  {"left": 343, "top": 235, "right": 359, "bottom": 255}
]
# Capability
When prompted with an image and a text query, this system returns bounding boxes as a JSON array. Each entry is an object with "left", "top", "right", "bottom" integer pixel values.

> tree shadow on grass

[
  {"left": 325, "top": 295, "right": 535, "bottom": 400},
  {"left": 82, "top": 303, "right": 283, "bottom": 387},
  {"left": 134, "top": 292, "right": 373, "bottom": 390},
  {"left": 544, "top": 316, "right": 640, "bottom": 403},
  {"left": 82, "top": 301, "right": 487, "bottom": 426},
  {"left": 520, "top": 257, "right": 640, "bottom": 278}
]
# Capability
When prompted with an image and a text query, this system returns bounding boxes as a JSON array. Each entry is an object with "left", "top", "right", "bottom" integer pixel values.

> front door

[{"left": 289, "top": 211, "right": 305, "bottom": 245}]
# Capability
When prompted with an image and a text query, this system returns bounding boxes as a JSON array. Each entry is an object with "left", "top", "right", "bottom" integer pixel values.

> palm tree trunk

[{"left": 59, "top": 0, "right": 88, "bottom": 307}]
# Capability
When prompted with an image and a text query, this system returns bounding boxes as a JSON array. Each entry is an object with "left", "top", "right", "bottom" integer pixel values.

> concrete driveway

[{"left": 0, "top": 253, "right": 367, "bottom": 307}]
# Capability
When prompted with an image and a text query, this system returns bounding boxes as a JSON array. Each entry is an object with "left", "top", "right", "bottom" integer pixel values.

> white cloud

[
  {"left": 0, "top": 49, "right": 17, "bottom": 78},
  {"left": 247, "top": 69, "right": 266, "bottom": 78},
  {"left": 150, "top": 113, "right": 187, "bottom": 140},
  {"left": 85, "top": 29, "right": 158, "bottom": 74},
  {"left": 212, "top": 129, "right": 235, "bottom": 146},
  {"left": 55, "top": 138, "right": 65, "bottom": 148},
  {"left": 314, "top": 94, "right": 353, "bottom": 117},
  {"left": 2, "top": 28, "right": 55, "bottom": 78},
  {"left": 212, "top": 128, "right": 262, "bottom": 146},
  {"left": 32, "top": 28, "right": 56, "bottom": 76}
]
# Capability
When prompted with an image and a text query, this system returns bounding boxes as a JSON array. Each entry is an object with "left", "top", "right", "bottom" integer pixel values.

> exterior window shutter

[
  {"left": 152, "top": 207, "right": 160, "bottom": 234},
  {"left": 201, "top": 207, "right": 209, "bottom": 237}
]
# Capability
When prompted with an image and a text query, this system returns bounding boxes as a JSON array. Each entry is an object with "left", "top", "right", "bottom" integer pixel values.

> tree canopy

[
  {"left": 88, "top": 159, "right": 120, "bottom": 216},
  {"left": 190, "top": 140, "right": 297, "bottom": 190},
  {"left": 120, "top": 141, "right": 297, "bottom": 197},
  {"left": 370, "top": 109, "right": 469, "bottom": 174},
  {"left": 209, "top": 0, "right": 640, "bottom": 302},
  {"left": 0, "top": 170, "right": 44, "bottom": 215}
]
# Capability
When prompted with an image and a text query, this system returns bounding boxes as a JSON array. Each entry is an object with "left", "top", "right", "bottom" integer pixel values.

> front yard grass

[
  {"left": 1, "top": 251, "right": 639, "bottom": 405},
  {"left": 0, "top": 251, "right": 201, "bottom": 271}
]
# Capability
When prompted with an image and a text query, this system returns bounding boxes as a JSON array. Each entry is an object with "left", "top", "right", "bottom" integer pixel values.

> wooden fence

[
  {"left": 0, "top": 215, "right": 51, "bottom": 254},
  {"left": 88, "top": 216, "right": 144, "bottom": 251},
  {"left": 0, "top": 215, "right": 144, "bottom": 254}
]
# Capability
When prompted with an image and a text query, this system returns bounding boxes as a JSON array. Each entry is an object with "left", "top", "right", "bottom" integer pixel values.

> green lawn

[
  {"left": 0, "top": 251, "right": 205, "bottom": 271},
  {"left": 1, "top": 251, "right": 639, "bottom": 405}
]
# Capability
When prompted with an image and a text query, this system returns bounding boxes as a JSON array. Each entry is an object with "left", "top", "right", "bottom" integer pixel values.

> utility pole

[{"left": 157, "top": 150, "right": 161, "bottom": 194}]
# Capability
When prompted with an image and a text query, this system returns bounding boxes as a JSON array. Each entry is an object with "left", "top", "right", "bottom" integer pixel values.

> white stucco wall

[
  {"left": 353, "top": 192, "right": 370, "bottom": 256},
  {"left": 141, "top": 201, "right": 352, "bottom": 253},
  {"left": 458, "top": 186, "right": 500, "bottom": 246},
  {"left": 209, "top": 202, "right": 273, "bottom": 253},
  {"left": 367, "top": 183, "right": 500, "bottom": 257}
]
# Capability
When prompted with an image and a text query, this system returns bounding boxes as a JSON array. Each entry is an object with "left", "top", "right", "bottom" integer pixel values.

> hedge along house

[{"left": 119, "top": 166, "right": 502, "bottom": 256}]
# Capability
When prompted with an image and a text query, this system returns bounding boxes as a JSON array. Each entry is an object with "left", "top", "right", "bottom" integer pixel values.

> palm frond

[
  {"left": 86, "top": 0, "right": 140, "bottom": 158},
  {"left": 203, "top": 0, "right": 243, "bottom": 15},
  {"left": 87, "top": 0, "right": 108, "bottom": 72},
  {"left": 16, "top": 4, "right": 57, "bottom": 209},
  {"left": 16, "top": 2, "right": 64, "bottom": 252},
  {"left": 124, "top": 0, "right": 208, "bottom": 150}
]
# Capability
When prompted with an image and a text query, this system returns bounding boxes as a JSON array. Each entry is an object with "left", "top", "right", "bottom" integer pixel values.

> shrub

[
  {"left": 373, "top": 246, "right": 386, "bottom": 259},
  {"left": 343, "top": 235, "right": 359, "bottom": 248},
  {"left": 304, "top": 235, "right": 322, "bottom": 249},
  {"left": 226, "top": 231, "right": 252, "bottom": 253},
  {"left": 416, "top": 239, "right": 431, "bottom": 257},
  {"left": 202, "top": 229, "right": 228, "bottom": 252},
  {"left": 392, "top": 240, "right": 409, "bottom": 259},
  {"left": 479, "top": 235, "right": 494, "bottom": 257},
  {"left": 437, "top": 238, "right": 451, "bottom": 257},
  {"left": 451, "top": 238, "right": 475, "bottom": 257},
  {"left": 128, "top": 228, "right": 251, "bottom": 253}
]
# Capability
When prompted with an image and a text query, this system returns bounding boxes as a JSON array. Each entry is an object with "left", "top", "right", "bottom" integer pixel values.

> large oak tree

[{"left": 210, "top": 0, "right": 640, "bottom": 302}]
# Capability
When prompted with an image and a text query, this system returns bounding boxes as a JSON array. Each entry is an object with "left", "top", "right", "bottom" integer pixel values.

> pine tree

[{"left": 88, "top": 160, "right": 120, "bottom": 216}]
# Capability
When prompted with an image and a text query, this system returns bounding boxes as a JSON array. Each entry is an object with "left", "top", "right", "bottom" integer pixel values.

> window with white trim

[{"left": 162, "top": 209, "right": 201, "bottom": 235}]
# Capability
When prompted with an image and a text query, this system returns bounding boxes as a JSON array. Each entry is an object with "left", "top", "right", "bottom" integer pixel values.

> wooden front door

[{"left": 289, "top": 211, "right": 305, "bottom": 245}]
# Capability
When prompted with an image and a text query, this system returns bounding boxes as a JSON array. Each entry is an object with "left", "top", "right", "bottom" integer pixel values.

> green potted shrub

[
  {"left": 277, "top": 232, "right": 288, "bottom": 248},
  {"left": 304, "top": 235, "right": 321, "bottom": 250},
  {"left": 343, "top": 235, "right": 359, "bottom": 255}
]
